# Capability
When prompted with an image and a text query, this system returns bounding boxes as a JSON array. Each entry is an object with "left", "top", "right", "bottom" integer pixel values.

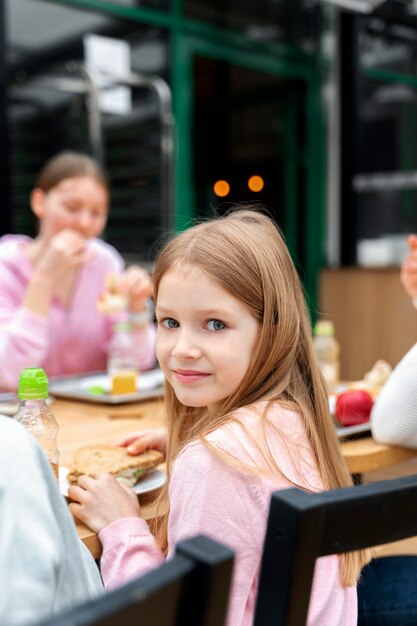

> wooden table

[
  {"left": 55, "top": 398, "right": 417, "bottom": 558},
  {"left": 341, "top": 436, "right": 417, "bottom": 475}
]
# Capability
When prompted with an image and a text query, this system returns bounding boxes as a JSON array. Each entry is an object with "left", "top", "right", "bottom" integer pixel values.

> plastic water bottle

[
  {"left": 108, "top": 322, "right": 138, "bottom": 394},
  {"left": 14, "top": 368, "right": 59, "bottom": 480},
  {"left": 313, "top": 320, "right": 340, "bottom": 392}
]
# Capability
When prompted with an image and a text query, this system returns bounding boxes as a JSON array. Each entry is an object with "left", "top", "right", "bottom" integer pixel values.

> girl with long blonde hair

[{"left": 70, "top": 208, "right": 367, "bottom": 626}]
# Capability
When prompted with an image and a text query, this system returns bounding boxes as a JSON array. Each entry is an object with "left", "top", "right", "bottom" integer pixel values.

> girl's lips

[{"left": 173, "top": 370, "right": 211, "bottom": 384}]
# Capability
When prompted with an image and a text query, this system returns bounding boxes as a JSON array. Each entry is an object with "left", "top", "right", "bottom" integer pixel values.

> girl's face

[
  {"left": 155, "top": 267, "right": 260, "bottom": 411},
  {"left": 32, "top": 176, "right": 109, "bottom": 241}
]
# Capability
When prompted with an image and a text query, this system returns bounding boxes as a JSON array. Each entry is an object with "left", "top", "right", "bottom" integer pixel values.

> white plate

[
  {"left": 59, "top": 466, "right": 166, "bottom": 497},
  {"left": 335, "top": 422, "right": 371, "bottom": 439},
  {"left": 76, "top": 369, "right": 164, "bottom": 393},
  {"left": 49, "top": 368, "right": 165, "bottom": 404}
]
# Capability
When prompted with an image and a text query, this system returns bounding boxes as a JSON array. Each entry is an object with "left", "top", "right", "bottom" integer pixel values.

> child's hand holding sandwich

[{"left": 69, "top": 473, "right": 140, "bottom": 534}]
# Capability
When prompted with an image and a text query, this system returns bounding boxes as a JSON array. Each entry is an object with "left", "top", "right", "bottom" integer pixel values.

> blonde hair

[{"left": 152, "top": 208, "right": 369, "bottom": 586}]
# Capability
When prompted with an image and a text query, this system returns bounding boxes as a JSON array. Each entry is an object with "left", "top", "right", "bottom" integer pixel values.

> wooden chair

[
  {"left": 253, "top": 474, "right": 417, "bottom": 626},
  {"left": 34, "top": 534, "right": 234, "bottom": 626}
]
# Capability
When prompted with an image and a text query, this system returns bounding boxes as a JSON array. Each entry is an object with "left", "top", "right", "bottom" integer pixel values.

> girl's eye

[
  {"left": 207, "top": 319, "right": 225, "bottom": 331},
  {"left": 161, "top": 318, "right": 179, "bottom": 329}
]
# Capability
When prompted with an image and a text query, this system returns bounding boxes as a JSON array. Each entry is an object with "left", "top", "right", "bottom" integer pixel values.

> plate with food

[
  {"left": 330, "top": 388, "right": 374, "bottom": 439},
  {"left": 60, "top": 445, "right": 166, "bottom": 497},
  {"left": 49, "top": 368, "right": 165, "bottom": 404},
  {"left": 330, "top": 359, "right": 392, "bottom": 439}
]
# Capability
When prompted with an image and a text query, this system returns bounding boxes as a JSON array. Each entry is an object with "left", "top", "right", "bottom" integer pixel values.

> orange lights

[
  {"left": 213, "top": 176, "right": 265, "bottom": 196},
  {"left": 248, "top": 175, "right": 264, "bottom": 192},
  {"left": 213, "top": 180, "right": 230, "bottom": 197}
]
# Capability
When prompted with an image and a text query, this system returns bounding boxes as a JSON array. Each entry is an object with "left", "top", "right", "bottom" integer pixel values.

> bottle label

[{"left": 321, "top": 363, "right": 339, "bottom": 389}]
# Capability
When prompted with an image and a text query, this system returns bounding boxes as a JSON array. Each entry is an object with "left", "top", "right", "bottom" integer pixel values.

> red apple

[{"left": 335, "top": 389, "right": 374, "bottom": 426}]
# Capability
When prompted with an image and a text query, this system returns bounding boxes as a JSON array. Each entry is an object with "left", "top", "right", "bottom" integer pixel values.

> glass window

[
  {"left": 87, "top": 0, "right": 169, "bottom": 10},
  {"left": 6, "top": 0, "right": 170, "bottom": 263},
  {"left": 353, "top": 9, "right": 417, "bottom": 252},
  {"left": 192, "top": 57, "right": 307, "bottom": 265},
  {"left": 184, "top": 0, "right": 300, "bottom": 45}
]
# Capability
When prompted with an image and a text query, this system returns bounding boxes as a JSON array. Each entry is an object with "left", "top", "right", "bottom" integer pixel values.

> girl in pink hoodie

[
  {"left": 69, "top": 209, "right": 368, "bottom": 626},
  {"left": 0, "top": 152, "right": 155, "bottom": 389}
]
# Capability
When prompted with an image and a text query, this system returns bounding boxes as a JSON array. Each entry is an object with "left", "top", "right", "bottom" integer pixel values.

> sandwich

[
  {"left": 67, "top": 445, "right": 164, "bottom": 488},
  {"left": 97, "top": 274, "right": 128, "bottom": 314}
]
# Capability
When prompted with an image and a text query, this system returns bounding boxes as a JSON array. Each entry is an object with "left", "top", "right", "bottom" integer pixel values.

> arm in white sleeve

[
  {"left": 0, "top": 418, "right": 103, "bottom": 626},
  {"left": 371, "top": 342, "right": 417, "bottom": 447}
]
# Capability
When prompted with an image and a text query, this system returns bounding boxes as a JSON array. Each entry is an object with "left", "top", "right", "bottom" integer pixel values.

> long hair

[{"left": 152, "top": 208, "right": 368, "bottom": 585}]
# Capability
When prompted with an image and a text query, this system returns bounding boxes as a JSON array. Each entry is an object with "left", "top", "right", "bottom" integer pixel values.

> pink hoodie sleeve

[
  {"left": 0, "top": 304, "right": 50, "bottom": 390},
  {"left": 98, "top": 442, "right": 266, "bottom": 626},
  {"left": 99, "top": 517, "right": 164, "bottom": 590}
]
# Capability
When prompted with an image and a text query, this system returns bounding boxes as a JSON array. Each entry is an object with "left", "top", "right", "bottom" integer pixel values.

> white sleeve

[
  {"left": 371, "top": 342, "right": 417, "bottom": 447},
  {"left": 0, "top": 418, "right": 103, "bottom": 626}
]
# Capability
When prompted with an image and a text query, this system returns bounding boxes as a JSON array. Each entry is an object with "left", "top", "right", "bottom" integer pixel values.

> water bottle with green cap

[{"left": 14, "top": 368, "right": 59, "bottom": 480}]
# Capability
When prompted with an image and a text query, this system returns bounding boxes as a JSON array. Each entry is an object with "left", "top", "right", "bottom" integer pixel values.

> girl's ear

[{"left": 30, "top": 188, "right": 46, "bottom": 219}]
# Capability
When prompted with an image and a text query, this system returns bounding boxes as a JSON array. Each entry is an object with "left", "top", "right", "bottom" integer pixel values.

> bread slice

[
  {"left": 96, "top": 273, "right": 128, "bottom": 314},
  {"left": 67, "top": 445, "right": 163, "bottom": 485}
]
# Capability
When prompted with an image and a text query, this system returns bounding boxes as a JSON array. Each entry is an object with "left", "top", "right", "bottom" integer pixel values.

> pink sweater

[
  {"left": 0, "top": 235, "right": 156, "bottom": 390},
  {"left": 99, "top": 404, "right": 357, "bottom": 626}
]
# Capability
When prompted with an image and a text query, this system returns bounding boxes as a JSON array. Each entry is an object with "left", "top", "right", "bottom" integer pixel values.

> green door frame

[
  {"left": 172, "top": 33, "right": 325, "bottom": 305},
  {"left": 42, "top": 0, "right": 327, "bottom": 306}
]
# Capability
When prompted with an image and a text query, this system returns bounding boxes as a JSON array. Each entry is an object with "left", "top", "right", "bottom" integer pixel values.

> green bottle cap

[
  {"left": 113, "top": 322, "right": 131, "bottom": 332},
  {"left": 18, "top": 368, "right": 49, "bottom": 400},
  {"left": 314, "top": 320, "right": 335, "bottom": 337}
]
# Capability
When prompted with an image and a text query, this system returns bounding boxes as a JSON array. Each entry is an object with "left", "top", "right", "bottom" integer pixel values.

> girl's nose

[
  {"left": 74, "top": 211, "right": 94, "bottom": 235},
  {"left": 172, "top": 332, "right": 201, "bottom": 360}
]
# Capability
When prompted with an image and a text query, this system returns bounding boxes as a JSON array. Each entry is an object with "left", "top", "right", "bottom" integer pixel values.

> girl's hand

[
  {"left": 36, "top": 229, "right": 93, "bottom": 285},
  {"left": 116, "top": 427, "right": 167, "bottom": 457},
  {"left": 68, "top": 474, "right": 141, "bottom": 534},
  {"left": 401, "top": 235, "right": 417, "bottom": 299},
  {"left": 119, "top": 265, "right": 153, "bottom": 312}
]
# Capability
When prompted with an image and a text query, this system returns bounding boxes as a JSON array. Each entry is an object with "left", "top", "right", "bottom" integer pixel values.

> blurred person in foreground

[
  {"left": 0, "top": 152, "right": 155, "bottom": 390},
  {"left": 0, "top": 415, "right": 103, "bottom": 626}
]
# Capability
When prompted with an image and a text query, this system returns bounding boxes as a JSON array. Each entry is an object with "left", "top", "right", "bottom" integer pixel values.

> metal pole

[
  {"left": 100, "top": 70, "right": 175, "bottom": 232},
  {"left": 75, "top": 64, "right": 105, "bottom": 165},
  {"left": 0, "top": 0, "right": 12, "bottom": 235},
  {"left": 340, "top": 10, "right": 360, "bottom": 265},
  {"left": 29, "top": 68, "right": 104, "bottom": 165}
]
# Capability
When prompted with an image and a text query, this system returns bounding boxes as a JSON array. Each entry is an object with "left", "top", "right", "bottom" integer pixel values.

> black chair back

[
  {"left": 253, "top": 474, "right": 417, "bottom": 626},
  {"left": 34, "top": 534, "right": 234, "bottom": 626}
]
